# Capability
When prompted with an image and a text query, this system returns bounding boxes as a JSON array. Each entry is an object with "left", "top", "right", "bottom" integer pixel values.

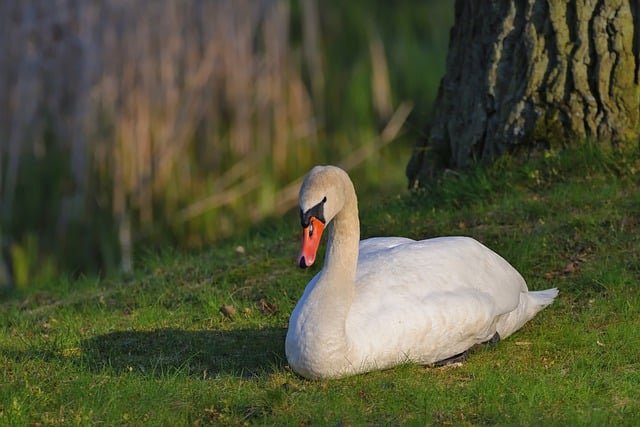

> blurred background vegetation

[{"left": 0, "top": 0, "right": 453, "bottom": 287}]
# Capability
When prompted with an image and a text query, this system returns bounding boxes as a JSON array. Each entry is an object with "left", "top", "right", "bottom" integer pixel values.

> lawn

[{"left": 1, "top": 146, "right": 639, "bottom": 425}]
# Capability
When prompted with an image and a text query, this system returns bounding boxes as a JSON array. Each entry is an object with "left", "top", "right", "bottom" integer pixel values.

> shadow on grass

[{"left": 80, "top": 327, "right": 288, "bottom": 379}]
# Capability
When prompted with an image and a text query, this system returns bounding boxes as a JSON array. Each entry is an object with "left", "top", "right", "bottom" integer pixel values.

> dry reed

[{"left": 0, "top": 0, "right": 399, "bottom": 280}]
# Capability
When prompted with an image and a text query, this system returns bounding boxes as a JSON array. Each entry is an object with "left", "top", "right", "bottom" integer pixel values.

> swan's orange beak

[{"left": 298, "top": 217, "right": 325, "bottom": 268}]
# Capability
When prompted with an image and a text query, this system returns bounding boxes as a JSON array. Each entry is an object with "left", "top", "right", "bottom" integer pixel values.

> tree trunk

[{"left": 407, "top": 0, "right": 640, "bottom": 186}]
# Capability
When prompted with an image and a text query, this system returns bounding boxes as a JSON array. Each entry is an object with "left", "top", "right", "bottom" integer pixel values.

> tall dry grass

[{"left": 0, "top": 0, "right": 415, "bottom": 284}]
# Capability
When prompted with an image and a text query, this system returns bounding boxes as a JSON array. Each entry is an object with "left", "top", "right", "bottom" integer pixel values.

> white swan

[{"left": 285, "top": 165, "right": 558, "bottom": 379}]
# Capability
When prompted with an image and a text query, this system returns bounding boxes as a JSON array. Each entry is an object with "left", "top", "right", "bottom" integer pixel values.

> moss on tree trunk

[{"left": 407, "top": 0, "right": 640, "bottom": 187}]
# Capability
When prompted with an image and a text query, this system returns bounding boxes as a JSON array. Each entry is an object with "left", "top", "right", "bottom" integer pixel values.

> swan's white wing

[
  {"left": 358, "top": 236, "right": 416, "bottom": 255},
  {"left": 346, "top": 284, "right": 500, "bottom": 366},
  {"left": 356, "top": 236, "right": 525, "bottom": 310},
  {"left": 346, "top": 236, "right": 527, "bottom": 366}
]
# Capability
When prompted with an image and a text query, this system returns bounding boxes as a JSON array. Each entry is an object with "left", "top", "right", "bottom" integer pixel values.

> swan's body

[{"left": 285, "top": 166, "right": 558, "bottom": 379}]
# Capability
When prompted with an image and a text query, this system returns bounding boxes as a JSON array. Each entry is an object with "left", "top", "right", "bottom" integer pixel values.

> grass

[{"left": 1, "top": 145, "right": 640, "bottom": 425}]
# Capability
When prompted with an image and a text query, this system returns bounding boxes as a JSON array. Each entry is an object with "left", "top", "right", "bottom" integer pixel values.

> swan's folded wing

[
  {"left": 346, "top": 284, "right": 502, "bottom": 367},
  {"left": 355, "top": 236, "right": 526, "bottom": 315},
  {"left": 358, "top": 237, "right": 416, "bottom": 258}
]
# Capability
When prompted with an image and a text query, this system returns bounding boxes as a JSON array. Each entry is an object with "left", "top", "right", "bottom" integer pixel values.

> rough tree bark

[{"left": 407, "top": 0, "right": 640, "bottom": 187}]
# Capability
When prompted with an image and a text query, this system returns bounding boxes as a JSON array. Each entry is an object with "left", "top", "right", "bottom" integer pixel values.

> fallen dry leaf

[
  {"left": 544, "top": 257, "right": 585, "bottom": 280},
  {"left": 219, "top": 304, "right": 236, "bottom": 319},
  {"left": 562, "top": 260, "right": 579, "bottom": 273},
  {"left": 258, "top": 298, "right": 278, "bottom": 316}
]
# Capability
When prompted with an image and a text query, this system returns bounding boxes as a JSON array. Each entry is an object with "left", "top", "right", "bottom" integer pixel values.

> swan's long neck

[
  {"left": 308, "top": 177, "right": 360, "bottom": 366},
  {"left": 323, "top": 186, "right": 360, "bottom": 282}
]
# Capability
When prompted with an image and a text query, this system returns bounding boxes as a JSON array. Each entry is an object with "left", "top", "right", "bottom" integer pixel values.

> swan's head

[{"left": 297, "top": 165, "right": 350, "bottom": 268}]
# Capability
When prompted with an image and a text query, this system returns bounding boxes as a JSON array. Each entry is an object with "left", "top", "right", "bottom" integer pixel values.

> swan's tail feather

[
  {"left": 529, "top": 288, "right": 559, "bottom": 309},
  {"left": 497, "top": 288, "right": 559, "bottom": 339}
]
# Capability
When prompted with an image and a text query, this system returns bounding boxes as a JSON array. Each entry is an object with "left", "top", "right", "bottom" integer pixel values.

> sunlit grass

[{"left": 1, "top": 145, "right": 639, "bottom": 425}]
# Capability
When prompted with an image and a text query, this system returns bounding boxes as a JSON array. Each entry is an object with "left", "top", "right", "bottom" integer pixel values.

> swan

[{"left": 285, "top": 165, "right": 558, "bottom": 379}]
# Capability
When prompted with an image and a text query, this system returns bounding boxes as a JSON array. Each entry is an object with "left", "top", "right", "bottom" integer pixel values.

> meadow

[{"left": 1, "top": 145, "right": 639, "bottom": 425}]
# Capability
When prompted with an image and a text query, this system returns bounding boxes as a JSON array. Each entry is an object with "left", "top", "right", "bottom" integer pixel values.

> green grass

[{"left": 2, "top": 145, "right": 640, "bottom": 425}]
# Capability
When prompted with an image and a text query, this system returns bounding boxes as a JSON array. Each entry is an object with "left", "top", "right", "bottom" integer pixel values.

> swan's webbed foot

[
  {"left": 482, "top": 331, "right": 501, "bottom": 347},
  {"left": 468, "top": 331, "right": 501, "bottom": 353},
  {"left": 431, "top": 332, "right": 501, "bottom": 367},
  {"left": 433, "top": 351, "right": 469, "bottom": 367}
]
